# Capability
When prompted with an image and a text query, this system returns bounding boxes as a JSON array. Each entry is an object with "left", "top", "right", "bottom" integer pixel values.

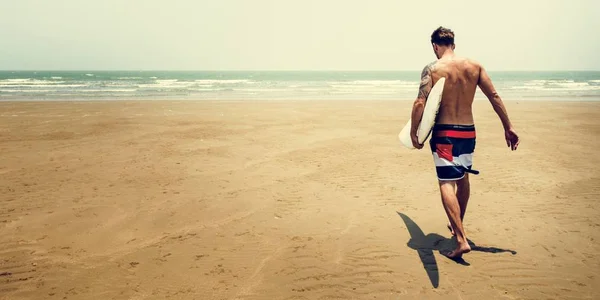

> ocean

[{"left": 0, "top": 71, "right": 599, "bottom": 101}]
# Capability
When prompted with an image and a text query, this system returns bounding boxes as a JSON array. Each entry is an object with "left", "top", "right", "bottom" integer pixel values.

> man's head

[{"left": 430, "top": 26, "right": 455, "bottom": 58}]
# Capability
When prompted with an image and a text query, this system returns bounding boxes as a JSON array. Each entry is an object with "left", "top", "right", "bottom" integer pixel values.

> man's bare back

[{"left": 426, "top": 57, "right": 479, "bottom": 126}]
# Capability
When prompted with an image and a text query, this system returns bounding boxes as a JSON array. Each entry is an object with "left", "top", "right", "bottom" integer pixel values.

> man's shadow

[{"left": 397, "top": 212, "right": 517, "bottom": 288}]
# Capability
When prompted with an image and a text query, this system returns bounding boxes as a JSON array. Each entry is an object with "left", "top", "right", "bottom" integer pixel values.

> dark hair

[{"left": 431, "top": 26, "right": 455, "bottom": 46}]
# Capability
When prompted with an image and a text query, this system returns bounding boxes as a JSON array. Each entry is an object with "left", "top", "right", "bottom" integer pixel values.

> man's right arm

[{"left": 477, "top": 65, "right": 520, "bottom": 150}]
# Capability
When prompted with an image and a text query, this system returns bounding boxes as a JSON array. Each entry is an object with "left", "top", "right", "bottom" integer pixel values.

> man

[{"left": 410, "top": 26, "right": 520, "bottom": 258}]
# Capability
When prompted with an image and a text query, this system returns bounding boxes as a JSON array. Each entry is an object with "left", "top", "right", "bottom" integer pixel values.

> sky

[{"left": 0, "top": 0, "right": 598, "bottom": 71}]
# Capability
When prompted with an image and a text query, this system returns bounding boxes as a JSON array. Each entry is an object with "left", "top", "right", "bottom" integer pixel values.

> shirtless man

[{"left": 410, "top": 26, "right": 520, "bottom": 258}]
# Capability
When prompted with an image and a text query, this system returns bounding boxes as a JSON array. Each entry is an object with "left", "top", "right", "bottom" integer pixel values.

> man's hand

[
  {"left": 411, "top": 133, "right": 424, "bottom": 149},
  {"left": 505, "top": 127, "right": 520, "bottom": 151}
]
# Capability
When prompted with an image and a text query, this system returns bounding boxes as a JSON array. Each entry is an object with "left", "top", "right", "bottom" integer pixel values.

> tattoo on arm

[{"left": 417, "top": 62, "right": 436, "bottom": 99}]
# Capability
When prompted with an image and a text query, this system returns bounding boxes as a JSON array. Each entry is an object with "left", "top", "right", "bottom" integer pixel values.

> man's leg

[
  {"left": 439, "top": 180, "right": 471, "bottom": 258},
  {"left": 448, "top": 173, "right": 471, "bottom": 234},
  {"left": 456, "top": 173, "right": 470, "bottom": 221}
]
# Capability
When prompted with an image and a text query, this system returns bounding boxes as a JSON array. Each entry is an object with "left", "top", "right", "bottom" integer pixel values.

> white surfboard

[{"left": 398, "top": 77, "right": 446, "bottom": 149}]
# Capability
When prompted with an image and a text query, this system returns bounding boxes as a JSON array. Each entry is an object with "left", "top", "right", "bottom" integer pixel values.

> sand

[{"left": 0, "top": 100, "right": 599, "bottom": 300}]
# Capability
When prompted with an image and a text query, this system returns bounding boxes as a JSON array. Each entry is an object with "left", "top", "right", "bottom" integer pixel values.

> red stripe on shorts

[{"left": 434, "top": 130, "right": 476, "bottom": 139}]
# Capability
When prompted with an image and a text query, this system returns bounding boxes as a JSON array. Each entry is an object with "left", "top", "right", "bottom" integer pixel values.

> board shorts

[{"left": 429, "top": 124, "right": 480, "bottom": 181}]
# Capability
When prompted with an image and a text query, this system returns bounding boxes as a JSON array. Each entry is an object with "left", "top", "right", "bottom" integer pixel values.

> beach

[{"left": 1, "top": 100, "right": 599, "bottom": 299}]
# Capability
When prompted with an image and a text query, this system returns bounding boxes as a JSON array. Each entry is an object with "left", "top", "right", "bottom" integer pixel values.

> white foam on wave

[
  {"left": 190, "top": 88, "right": 221, "bottom": 92},
  {"left": 51, "top": 76, "right": 62, "bottom": 80},
  {"left": 117, "top": 77, "right": 143, "bottom": 80},
  {"left": 336, "top": 88, "right": 399, "bottom": 93},
  {"left": 298, "top": 88, "right": 327, "bottom": 92},
  {"left": 195, "top": 79, "right": 251, "bottom": 84},
  {"left": 85, "top": 74, "right": 94, "bottom": 77},
  {"left": 78, "top": 89, "right": 137, "bottom": 92},
  {"left": 0, "top": 79, "right": 67, "bottom": 86},
  {"left": 344, "top": 80, "right": 417, "bottom": 86},
  {"left": 523, "top": 79, "right": 551, "bottom": 85},
  {"left": 1, "top": 79, "right": 33, "bottom": 83},
  {"left": 138, "top": 80, "right": 196, "bottom": 89},
  {"left": 101, "top": 82, "right": 136, "bottom": 87},
  {"left": 330, "top": 84, "right": 407, "bottom": 91},
  {"left": 236, "top": 88, "right": 287, "bottom": 92},
  {"left": 524, "top": 79, "right": 585, "bottom": 86},
  {"left": 512, "top": 85, "right": 600, "bottom": 91},
  {"left": 510, "top": 86, "right": 546, "bottom": 91},
  {"left": 0, "top": 84, "right": 87, "bottom": 88},
  {"left": 0, "top": 89, "right": 54, "bottom": 93},
  {"left": 515, "top": 79, "right": 600, "bottom": 91}
]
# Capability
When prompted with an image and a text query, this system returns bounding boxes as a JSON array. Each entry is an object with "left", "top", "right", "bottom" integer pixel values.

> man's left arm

[{"left": 410, "top": 62, "right": 435, "bottom": 149}]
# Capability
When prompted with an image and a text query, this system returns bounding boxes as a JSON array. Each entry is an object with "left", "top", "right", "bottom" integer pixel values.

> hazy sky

[{"left": 1, "top": 0, "right": 598, "bottom": 71}]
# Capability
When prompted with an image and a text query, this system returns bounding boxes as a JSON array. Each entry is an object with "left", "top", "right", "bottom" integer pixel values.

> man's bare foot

[
  {"left": 447, "top": 223, "right": 455, "bottom": 236},
  {"left": 441, "top": 242, "right": 471, "bottom": 259}
]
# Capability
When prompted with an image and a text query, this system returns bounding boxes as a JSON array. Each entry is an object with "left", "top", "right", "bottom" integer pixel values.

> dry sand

[{"left": 0, "top": 100, "right": 599, "bottom": 300}]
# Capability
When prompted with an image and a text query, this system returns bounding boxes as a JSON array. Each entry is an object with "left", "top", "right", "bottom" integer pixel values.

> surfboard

[{"left": 398, "top": 77, "right": 446, "bottom": 149}]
